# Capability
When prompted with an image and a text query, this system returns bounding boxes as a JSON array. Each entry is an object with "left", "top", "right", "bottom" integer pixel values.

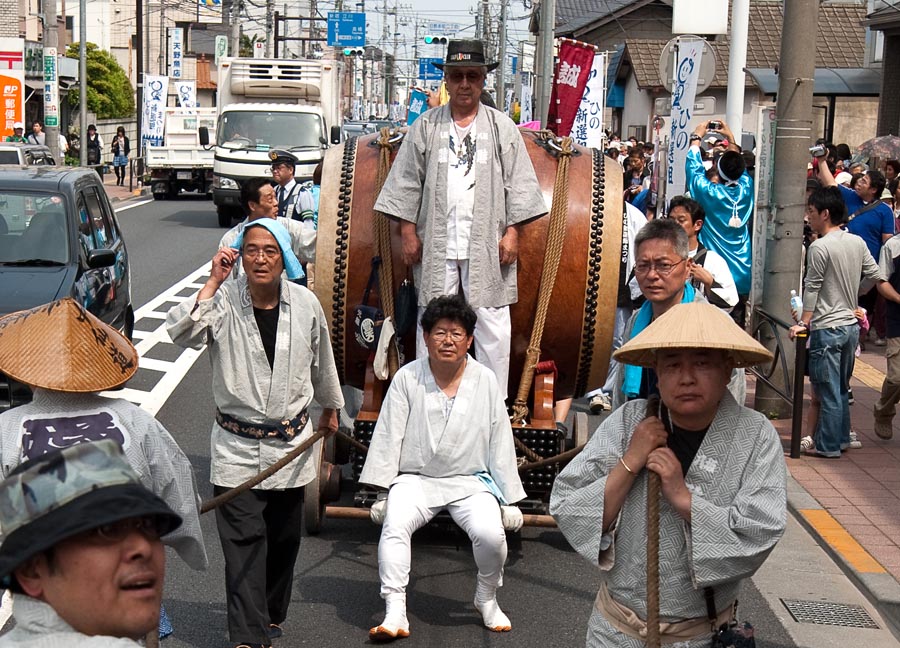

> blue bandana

[{"left": 230, "top": 219, "right": 304, "bottom": 280}]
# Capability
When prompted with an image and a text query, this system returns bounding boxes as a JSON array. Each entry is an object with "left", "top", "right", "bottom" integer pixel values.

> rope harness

[
  {"left": 645, "top": 394, "right": 662, "bottom": 648},
  {"left": 511, "top": 135, "right": 575, "bottom": 426}
]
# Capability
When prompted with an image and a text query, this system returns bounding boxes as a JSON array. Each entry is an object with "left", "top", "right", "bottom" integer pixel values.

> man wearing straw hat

[
  {"left": 0, "top": 299, "right": 207, "bottom": 575},
  {"left": 374, "top": 38, "right": 547, "bottom": 398},
  {"left": 551, "top": 301, "right": 787, "bottom": 647},
  {"left": 0, "top": 441, "right": 183, "bottom": 647},
  {"left": 167, "top": 218, "right": 343, "bottom": 648}
]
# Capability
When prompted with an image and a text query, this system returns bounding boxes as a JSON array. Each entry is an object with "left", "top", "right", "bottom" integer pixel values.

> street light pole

[
  {"left": 43, "top": 0, "right": 60, "bottom": 160},
  {"left": 79, "top": 0, "right": 87, "bottom": 167}
]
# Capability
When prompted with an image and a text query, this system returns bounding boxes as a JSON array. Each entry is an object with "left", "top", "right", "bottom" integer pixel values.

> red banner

[{"left": 547, "top": 40, "right": 595, "bottom": 137}]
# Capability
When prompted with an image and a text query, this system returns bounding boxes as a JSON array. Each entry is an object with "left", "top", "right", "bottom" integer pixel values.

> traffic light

[
  {"left": 423, "top": 35, "right": 448, "bottom": 45},
  {"left": 342, "top": 47, "right": 364, "bottom": 57}
]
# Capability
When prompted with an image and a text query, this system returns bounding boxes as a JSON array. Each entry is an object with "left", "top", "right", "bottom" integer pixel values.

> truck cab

[{"left": 211, "top": 58, "right": 342, "bottom": 227}]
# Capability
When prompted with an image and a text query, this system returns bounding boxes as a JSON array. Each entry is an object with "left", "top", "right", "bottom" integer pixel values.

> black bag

[
  {"left": 707, "top": 588, "right": 755, "bottom": 648},
  {"left": 394, "top": 270, "right": 417, "bottom": 337},
  {"left": 354, "top": 257, "right": 384, "bottom": 351}
]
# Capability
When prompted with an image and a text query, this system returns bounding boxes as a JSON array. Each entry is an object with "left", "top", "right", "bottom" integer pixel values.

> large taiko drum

[{"left": 315, "top": 128, "right": 623, "bottom": 402}]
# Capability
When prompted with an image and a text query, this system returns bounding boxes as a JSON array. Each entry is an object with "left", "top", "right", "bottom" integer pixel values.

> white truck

[
  {"left": 205, "top": 57, "right": 343, "bottom": 227},
  {"left": 145, "top": 107, "right": 217, "bottom": 200}
]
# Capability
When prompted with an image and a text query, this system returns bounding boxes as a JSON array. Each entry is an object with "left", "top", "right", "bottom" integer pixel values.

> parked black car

[{"left": 0, "top": 167, "right": 133, "bottom": 409}]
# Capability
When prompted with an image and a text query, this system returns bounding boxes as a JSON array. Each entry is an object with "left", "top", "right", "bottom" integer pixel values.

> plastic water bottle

[{"left": 790, "top": 290, "right": 803, "bottom": 323}]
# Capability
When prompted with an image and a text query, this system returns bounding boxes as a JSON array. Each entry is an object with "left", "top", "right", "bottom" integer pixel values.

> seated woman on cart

[{"left": 359, "top": 294, "right": 526, "bottom": 641}]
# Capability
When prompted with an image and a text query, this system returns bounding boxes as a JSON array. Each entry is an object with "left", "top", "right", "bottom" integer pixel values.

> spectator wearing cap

[
  {"left": 4, "top": 122, "right": 25, "bottom": 143},
  {"left": 816, "top": 151, "right": 897, "bottom": 345},
  {"left": 0, "top": 440, "right": 183, "bottom": 647},
  {"left": 268, "top": 149, "right": 316, "bottom": 225},
  {"left": 686, "top": 119, "right": 754, "bottom": 326}
]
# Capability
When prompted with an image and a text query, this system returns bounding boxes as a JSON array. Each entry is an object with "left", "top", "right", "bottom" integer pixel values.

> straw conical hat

[
  {"left": 0, "top": 299, "right": 138, "bottom": 392},
  {"left": 613, "top": 302, "right": 773, "bottom": 368}
]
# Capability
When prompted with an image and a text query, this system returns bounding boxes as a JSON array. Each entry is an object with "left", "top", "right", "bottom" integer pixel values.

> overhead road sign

[
  {"left": 327, "top": 12, "right": 366, "bottom": 48},
  {"left": 418, "top": 57, "right": 443, "bottom": 81}
]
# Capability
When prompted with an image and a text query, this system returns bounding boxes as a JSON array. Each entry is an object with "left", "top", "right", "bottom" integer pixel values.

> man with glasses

[
  {"left": 611, "top": 219, "right": 745, "bottom": 410},
  {"left": 0, "top": 440, "right": 183, "bottom": 647},
  {"left": 360, "top": 295, "right": 526, "bottom": 641},
  {"left": 168, "top": 218, "right": 343, "bottom": 648},
  {"left": 375, "top": 39, "right": 547, "bottom": 398}
]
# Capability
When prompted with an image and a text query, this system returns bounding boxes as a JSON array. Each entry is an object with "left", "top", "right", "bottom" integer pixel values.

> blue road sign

[
  {"left": 327, "top": 12, "right": 366, "bottom": 47},
  {"left": 418, "top": 57, "right": 443, "bottom": 81}
]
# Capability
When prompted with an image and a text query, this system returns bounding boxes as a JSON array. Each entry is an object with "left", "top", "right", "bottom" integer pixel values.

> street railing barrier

[{"left": 747, "top": 307, "right": 807, "bottom": 458}]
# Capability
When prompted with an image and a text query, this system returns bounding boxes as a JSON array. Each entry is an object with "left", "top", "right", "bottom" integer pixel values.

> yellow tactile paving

[
  {"left": 799, "top": 509, "right": 887, "bottom": 574},
  {"left": 853, "top": 358, "right": 887, "bottom": 391}
]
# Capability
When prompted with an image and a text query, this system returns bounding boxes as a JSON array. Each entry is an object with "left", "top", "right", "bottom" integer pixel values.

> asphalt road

[{"left": 94, "top": 195, "right": 801, "bottom": 646}]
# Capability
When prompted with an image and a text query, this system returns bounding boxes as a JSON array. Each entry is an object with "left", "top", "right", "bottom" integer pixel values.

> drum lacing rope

[
  {"left": 645, "top": 394, "right": 662, "bottom": 648},
  {"left": 373, "top": 126, "right": 400, "bottom": 377},
  {"left": 511, "top": 136, "right": 574, "bottom": 426}
]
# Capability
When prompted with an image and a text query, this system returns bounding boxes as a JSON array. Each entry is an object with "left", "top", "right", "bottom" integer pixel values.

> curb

[
  {"left": 108, "top": 186, "right": 151, "bottom": 203},
  {"left": 786, "top": 475, "right": 900, "bottom": 635}
]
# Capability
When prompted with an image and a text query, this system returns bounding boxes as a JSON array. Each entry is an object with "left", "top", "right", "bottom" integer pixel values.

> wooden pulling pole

[
  {"left": 324, "top": 505, "right": 558, "bottom": 528},
  {"left": 199, "top": 427, "right": 330, "bottom": 514},
  {"left": 645, "top": 394, "right": 662, "bottom": 648}
]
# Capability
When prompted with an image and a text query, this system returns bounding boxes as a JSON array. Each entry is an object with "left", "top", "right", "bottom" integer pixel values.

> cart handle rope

[
  {"left": 373, "top": 127, "right": 401, "bottom": 378},
  {"left": 511, "top": 136, "right": 574, "bottom": 426},
  {"left": 199, "top": 427, "right": 330, "bottom": 514},
  {"left": 645, "top": 394, "right": 662, "bottom": 648}
]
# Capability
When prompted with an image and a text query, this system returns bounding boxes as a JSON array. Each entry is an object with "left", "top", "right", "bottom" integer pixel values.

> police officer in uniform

[{"left": 269, "top": 150, "right": 316, "bottom": 225}]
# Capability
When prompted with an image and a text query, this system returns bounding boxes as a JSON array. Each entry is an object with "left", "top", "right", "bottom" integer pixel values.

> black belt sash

[{"left": 215, "top": 408, "right": 309, "bottom": 442}]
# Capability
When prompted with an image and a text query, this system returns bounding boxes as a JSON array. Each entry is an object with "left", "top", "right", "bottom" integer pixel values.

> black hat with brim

[
  {"left": 433, "top": 39, "right": 499, "bottom": 72},
  {"left": 0, "top": 482, "right": 182, "bottom": 586}
]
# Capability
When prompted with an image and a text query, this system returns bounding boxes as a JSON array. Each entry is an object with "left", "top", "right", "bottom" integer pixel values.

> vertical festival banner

[
  {"left": 0, "top": 38, "right": 25, "bottom": 140},
  {"left": 664, "top": 40, "right": 703, "bottom": 206},
  {"left": 571, "top": 52, "right": 607, "bottom": 149},
  {"left": 547, "top": 39, "right": 595, "bottom": 137},
  {"left": 176, "top": 81, "right": 196, "bottom": 108},
  {"left": 520, "top": 80, "right": 533, "bottom": 124},
  {"left": 142, "top": 74, "right": 169, "bottom": 149}
]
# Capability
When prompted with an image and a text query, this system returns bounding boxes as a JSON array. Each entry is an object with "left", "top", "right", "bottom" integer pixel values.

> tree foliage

[
  {"left": 65, "top": 43, "right": 135, "bottom": 119},
  {"left": 240, "top": 34, "right": 266, "bottom": 58}
]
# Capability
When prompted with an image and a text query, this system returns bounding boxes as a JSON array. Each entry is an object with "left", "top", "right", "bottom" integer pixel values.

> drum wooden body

[{"left": 315, "top": 129, "right": 623, "bottom": 401}]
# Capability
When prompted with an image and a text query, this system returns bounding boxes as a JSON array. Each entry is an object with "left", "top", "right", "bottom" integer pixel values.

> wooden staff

[{"left": 645, "top": 394, "right": 661, "bottom": 648}]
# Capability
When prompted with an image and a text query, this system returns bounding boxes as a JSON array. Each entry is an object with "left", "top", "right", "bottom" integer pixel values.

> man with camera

[
  {"left": 815, "top": 149, "right": 897, "bottom": 345},
  {"left": 685, "top": 119, "right": 753, "bottom": 326}
]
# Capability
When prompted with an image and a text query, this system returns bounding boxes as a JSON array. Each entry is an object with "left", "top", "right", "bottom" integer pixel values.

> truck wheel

[
  {"left": 217, "top": 207, "right": 233, "bottom": 227},
  {"left": 167, "top": 184, "right": 179, "bottom": 200}
]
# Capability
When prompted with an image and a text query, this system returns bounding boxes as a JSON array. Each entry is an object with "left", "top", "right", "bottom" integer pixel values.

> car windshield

[
  {"left": 0, "top": 191, "right": 69, "bottom": 264},
  {"left": 217, "top": 112, "right": 324, "bottom": 150}
]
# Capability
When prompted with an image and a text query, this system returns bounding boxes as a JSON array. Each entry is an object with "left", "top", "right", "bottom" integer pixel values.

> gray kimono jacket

[
  {"left": 359, "top": 357, "right": 525, "bottom": 507},
  {"left": 374, "top": 104, "right": 547, "bottom": 308},
  {"left": 550, "top": 395, "right": 787, "bottom": 647}
]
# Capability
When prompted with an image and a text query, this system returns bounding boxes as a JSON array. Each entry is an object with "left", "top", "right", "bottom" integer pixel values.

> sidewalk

[
  {"left": 99, "top": 167, "right": 149, "bottom": 203},
  {"left": 750, "top": 342, "right": 900, "bottom": 633}
]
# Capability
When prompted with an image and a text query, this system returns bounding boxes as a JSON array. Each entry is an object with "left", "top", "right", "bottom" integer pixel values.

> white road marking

[
  {"left": 0, "top": 591, "right": 9, "bottom": 631},
  {"left": 100, "top": 262, "right": 211, "bottom": 416},
  {"left": 114, "top": 198, "right": 154, "bottom": 212}
]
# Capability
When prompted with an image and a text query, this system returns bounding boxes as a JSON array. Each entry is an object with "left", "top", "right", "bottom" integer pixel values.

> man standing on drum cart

[{"left": 375, "top": 39, "right": 547, "bottom": 398}]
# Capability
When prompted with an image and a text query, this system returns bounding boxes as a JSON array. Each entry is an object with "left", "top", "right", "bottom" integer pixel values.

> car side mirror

[
  {"left": 87, "top": 249, "right": 116, "bottom": 269},
  {"left": 330, "top": 125, "right": 342, "bottom": 145},
  {"left": 199, "top": 126, "right": 210, "bottom": 147},
  {"left": 319, "top": 135, "right": 327, "bottom": 146}
]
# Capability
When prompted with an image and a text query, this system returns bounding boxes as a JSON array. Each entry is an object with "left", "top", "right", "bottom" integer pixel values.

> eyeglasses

[
  {"left": 634, "top": 258, "right": 686, "bottom": 276},
  {"left": 430, "top": 328, "right": 468, "bottom": 342},
  {"left": 85, "top": 516, "right": 164, "bottom": 543},
  {"left": 243, "top": 245, "right": 281, "bottom": 260},
  {"left": 446, "top": 71, "right": 484, "bottom": 83}
]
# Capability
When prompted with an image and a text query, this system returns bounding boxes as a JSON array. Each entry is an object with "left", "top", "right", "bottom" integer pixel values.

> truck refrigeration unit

[{"left": 206, "top": 57, "right": 342, "bottom": 227}]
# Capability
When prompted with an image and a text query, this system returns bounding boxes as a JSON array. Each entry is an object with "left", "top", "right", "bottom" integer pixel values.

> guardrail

[{"left": 747, "top": 307, "right": 807, "bottom": 458}]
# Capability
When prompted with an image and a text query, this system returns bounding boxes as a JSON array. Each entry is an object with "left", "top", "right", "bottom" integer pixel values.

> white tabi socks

[
  {"left": 474, "top": 581, "right": 511, "bottom": 632},
  {"left": 369, "top": 593, "right": 410, "bottom": 642}
]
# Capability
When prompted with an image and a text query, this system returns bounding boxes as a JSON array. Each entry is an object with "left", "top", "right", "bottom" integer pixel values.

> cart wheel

[
  {"left": 304, "top": 440, "right": 326, "bottom": 535},
  {"left": 573, "top": 412, "right": 589, "bottom": 448}
]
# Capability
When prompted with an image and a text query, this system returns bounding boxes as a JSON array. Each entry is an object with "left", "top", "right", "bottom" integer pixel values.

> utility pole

[
  {"left": 266, "top": 0, "right": 274, "bottom": 57},
  {"left": 494, "top": 0, "right": 507, "bottom": 109},
  {"left": 725, "top": 0, "right": 749, "bottom": 139},
  {"left": 755, "top": 0, "right": 819, "bottom": 416},
  {"left": 390, "top": 4, "right": 398, "bottom": 106},
  {"left": 43, "top": 0, "right": 60, "bottom": 160},
  {"left": 482, "top": 0, "right": 491, "bottom": 59},
  {"left": 79, "top": 0, "right": 86, "bottom": 166},
  {"left": 158, "top": 1, "right": 166, "bottom": 74},
  {"left": 136, "top": 0, "right": 143, "bottom": 158},
  {"left": 537, "top": 0, "right": 556, "bottom": 126},
  {"left": 230, "top": 0, "right": 241, "bottom": 61}
]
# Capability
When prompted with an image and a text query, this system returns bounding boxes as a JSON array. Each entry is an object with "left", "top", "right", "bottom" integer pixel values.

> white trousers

[
  {"left": 378, "top": 480, "right": 507, "bottom": 599},
  {"left": 416, "top": 260, "right": 511, "bottom": 398}
]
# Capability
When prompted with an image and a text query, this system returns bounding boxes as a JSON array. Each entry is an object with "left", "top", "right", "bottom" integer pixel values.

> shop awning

[{"left": 746, "top": 67, "right": 882, "bottom": 96}]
